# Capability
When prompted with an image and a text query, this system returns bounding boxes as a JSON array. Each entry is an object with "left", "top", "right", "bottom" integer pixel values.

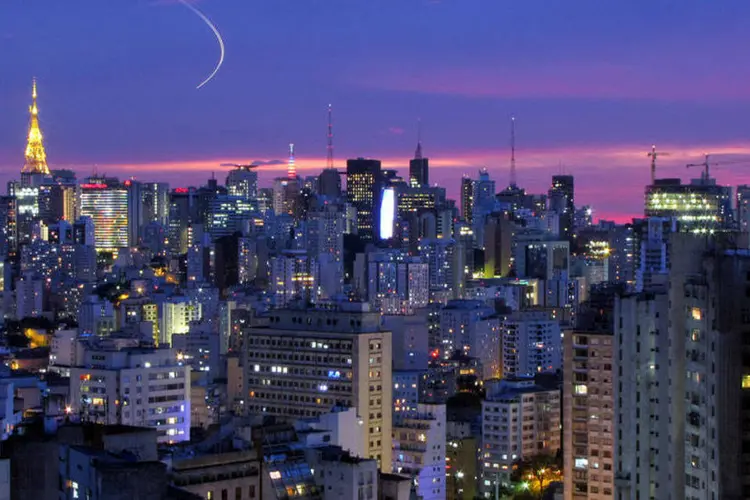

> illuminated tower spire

[
  {"left": 326, "top": 104, "right": 334, "bottom": 169},
  {"left": 287, "top": 143, "right": 296, "bottom": 179},
  {"left": 509, "top": 116, "right": 517, "bottom": 188},
  {"left": 22, "top": 78, "right": 50, "bottom": 175}
]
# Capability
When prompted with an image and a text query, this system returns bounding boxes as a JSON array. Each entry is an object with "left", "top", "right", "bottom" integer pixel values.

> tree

[{"left": 512, "top": 454, "right": 562, "bottom": 498}]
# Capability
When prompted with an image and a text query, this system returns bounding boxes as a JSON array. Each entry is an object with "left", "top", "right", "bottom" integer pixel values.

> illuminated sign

[
  {"left": 174, "top": 187, "right": 189, "bottom": 194},
  {"left": 379, "top": 187, "right": 396, "bottom": 240},
  {"left": 80, "top": 184, "right": 107, "bottom": 189}
]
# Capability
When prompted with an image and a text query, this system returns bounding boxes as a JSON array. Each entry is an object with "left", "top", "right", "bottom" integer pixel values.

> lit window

[
  {"left": 691, "top": 308, "right": 702, "bottom": 320},
  {"left": 742, "top": 375, "right": 750, "bottom": 389},
  {"left": 574, "top": 384, "right": 588, "bottom": 395},
  {"left": 269, "top": 471, "right": 281, "bottom": 480}
]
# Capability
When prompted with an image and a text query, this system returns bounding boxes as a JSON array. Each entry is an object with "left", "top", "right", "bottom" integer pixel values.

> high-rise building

[
  {"left": 20, "top": 79, "right": 51, "bottom": 188},
  {"left": 663, "top": 233, "right": 750, "bottom": 498},
  {"left": 347, "top": 158, "right": 383, "bottom": 242},
  {"left": 272, "top": 177, "right": 300, "bottom": 218},
  {"left": 242, "top": 305, "right": 393, "bottom": 470},
  {"left": 318, "top": 168, "right": 342, "bottom": 199},
  {"left": 307, "top": 202, "right": 345, "bottom": 299},
  {"left": 78, "top": 177, "right": 129, "bottom": 253},
  {"left": 69, "top": 344, "right": 191, "bottom": 443},
  {"left": 270, "top": 250, "right": 317, "bottom": 307},
  {"left": 613, "top": 287, "right": 669, "bottom": 499},
  {"left": 225, "top": 165, "right": 258, "bottom": 202},
  {"left": 0, "top": 196, "right": 17, "bottom": 257},
  {"left": 548, "top": 175, "right": 575, "bottom": 241},
  {"left": 409, "top": 139, "right": 429, "bottom": 188},
  {"left": 645, "top": 177, "right": 733, "bottom": 232},
  {"left": 461, "top": 176, "right": 474, "bottom": 224},
  {"left": 737, "top": 184, "right": 750, "bottom": 233},
  {"left": 481, "top": 378, "right": 561, "bottom": 494},
  {"left": 392, "top": 403, "right": 445, "bottom": 500},
  {"left": 500, "top": 310, "right": 562, "bottom": 378},
  {"left": 141, "top": 182, "right": 170, "bottom": 227},
  {"left": 563, "top": 329, "right": 615, "bottom": 499}
]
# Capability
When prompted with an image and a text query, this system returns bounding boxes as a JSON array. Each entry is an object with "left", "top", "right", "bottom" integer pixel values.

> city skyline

[{"left": 3, "top": 1, "right": 750, "bottom": 221}]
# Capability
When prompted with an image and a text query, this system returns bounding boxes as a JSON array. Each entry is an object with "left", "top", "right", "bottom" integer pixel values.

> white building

[
  {"left": 392, "top": 403, "right": 446, "bottom": 500},
  {"left": 500, "top": 309, "right": 562, "bottom": 378},
  {"left": 613, "top": 288, "right": 670, "bottom": 500},
  {"left": 49, "top": 328, "right": 78, "bottom": 376},
  {"left": 306, "top": 446, "right": 379, "bottom": 500},
  {"left": 161, "top": 296, "right": 202, "bottom": 346},
  {"left": 69, "top": 345, "right": 191, "bottom": 443},
  {"left": 481, "top": 378, "right": 560, "bottom": 495}
]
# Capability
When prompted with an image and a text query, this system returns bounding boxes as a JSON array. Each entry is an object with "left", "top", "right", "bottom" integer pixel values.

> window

[
  {"left": 574, "top": 384, "right": 588, "bottom": 395},
  {"left": 691, "top": 308, "right": 702, "bottom": 321},
  {"left": 742, "top": 375, "right": 750, "bottom": 389}
]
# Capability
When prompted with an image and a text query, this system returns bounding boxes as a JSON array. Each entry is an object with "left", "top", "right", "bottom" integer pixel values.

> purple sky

[{"left": 2, "top": 0, "right": 750, "bottom": 221}]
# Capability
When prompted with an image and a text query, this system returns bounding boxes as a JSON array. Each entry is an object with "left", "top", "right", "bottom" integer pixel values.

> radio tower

[
  {"left": 326, "top": 104, "right": 334, "bottom": 169},
  {"left": 509, "top": 116, "right": 517, "bottom": 188},
  {"left": 287, "top": 143, "right": 296, "bottom": 179}
]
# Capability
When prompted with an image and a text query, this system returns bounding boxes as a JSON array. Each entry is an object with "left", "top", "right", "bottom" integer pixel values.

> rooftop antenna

[
  {"left": 326, "top": 104, "right": 334, "bottom": 170},
  {"left": 415, "top": 118, "right": 423, "bottom": 160},
  {"left": 509, "top": 116, "right": 517, "bottom": 188}
]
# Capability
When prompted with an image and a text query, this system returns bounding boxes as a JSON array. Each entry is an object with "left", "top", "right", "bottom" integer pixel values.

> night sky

[{"left": 2, "top": 0, "right": 750, "bottom": 221}]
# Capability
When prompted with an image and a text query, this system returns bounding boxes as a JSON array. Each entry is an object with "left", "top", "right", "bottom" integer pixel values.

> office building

[
  {"left": 409, "top": 139, "right": 429, "bottom": 188},
  {"left": 645, "top": 177, "right": 733, "bottom": 232},
  {"left": 548, "top": 175, "right": 575, "bottom": 240},
  {"left": 347, "top": 158, "right": 383, "bottom": 242},
  {"left": 242, "top": 305, "right": 393, "bottom": 470},
  {"left": 78, "top": 177, "right": 129, "bottom": 252},
  {"left": 140, "top": 181, "right": 170, "bottom": 227},
  {"left": 225, "top": 164, "right": 258, "bottom": 201},
  {"left": 318, "top": 168, "right": 342, "bottom": 199}
]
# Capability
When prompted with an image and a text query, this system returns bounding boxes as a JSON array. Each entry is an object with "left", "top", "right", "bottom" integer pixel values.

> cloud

[
  {"left": 348, "top": 60, "right": 750, "bottom": 102},
  {"left": 251, "top": 159, "right": 285, "bottom": 166}
]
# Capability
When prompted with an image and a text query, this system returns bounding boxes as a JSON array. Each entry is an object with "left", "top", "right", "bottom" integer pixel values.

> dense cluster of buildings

[{"left": 0, "top": 80, "right": 749, "bottom": 499}]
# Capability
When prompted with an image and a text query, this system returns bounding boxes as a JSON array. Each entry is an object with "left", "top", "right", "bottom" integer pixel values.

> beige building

[
  {"left": 563, "top": 330, "right": 615, "bottom": 499},
  {"left": 243, "top": 304, "right": 392, "bottom": 471}
]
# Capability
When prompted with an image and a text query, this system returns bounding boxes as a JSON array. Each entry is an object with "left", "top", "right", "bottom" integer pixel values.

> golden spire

[{"left": 22, "top": 78, "right": 50, "bottom": 175}]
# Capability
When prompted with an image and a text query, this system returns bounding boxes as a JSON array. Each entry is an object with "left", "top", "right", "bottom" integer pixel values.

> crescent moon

[{"left": 179, "top": 0, "right": 225, "bottom": 89}]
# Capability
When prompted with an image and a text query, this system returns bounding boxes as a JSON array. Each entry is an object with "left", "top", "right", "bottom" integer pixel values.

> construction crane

[
  {"left": 647, "top": 145, "right": 670, "bottom": 184},
  {"left": 685, "top": 154, "right": 749, "bottom": 181},
  {"left": 220, "top": 162, "right": 259, "bottom": 170}
]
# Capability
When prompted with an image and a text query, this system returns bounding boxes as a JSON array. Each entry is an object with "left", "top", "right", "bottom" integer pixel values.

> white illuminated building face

[{"left": 379, "top": 187, "right": 396, "bottom": 240}]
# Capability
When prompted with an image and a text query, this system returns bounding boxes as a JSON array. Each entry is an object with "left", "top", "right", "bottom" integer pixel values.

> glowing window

[
  {"left": 742, "top": 375, "right": 750, "bottom": 389},
  {"left": 574, "top": 384, "right": 588, "bottom": 395},
  {"left": 691, "top": 308, "right": 702, "bottom": 321}
]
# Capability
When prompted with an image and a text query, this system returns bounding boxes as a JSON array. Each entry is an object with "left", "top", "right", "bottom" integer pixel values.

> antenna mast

[
  {"left": 509, "top": 116, "right": 517, "bottom": 188},
  {"left": 326, "top": 104, "right": 334, "bottom": 169},
  {"left": 288, "top": 143, "right": 296, "bottom": 179}
]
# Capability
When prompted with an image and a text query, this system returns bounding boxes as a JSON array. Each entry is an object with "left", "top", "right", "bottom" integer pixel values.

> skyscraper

[
  {"left": 347, "top": 158, "right": 383, "bottom": 242},
  {"left": 318, "top": 168, "right": 342, "bottom": 199},
  {"left": 79, "top": 177, "right": 129, "bottom": 252},
  {"left": 409, "top": 138, "right": 429, "bottom": 188},
  {"left": 226, "top": 165, "right": 258, "bottom": 201},
  {"left": 645, "top": 178, "right": 733, "bottom": 232},
  {"left": 548, "top": 175, "right": 575, "bottom": 240}
]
